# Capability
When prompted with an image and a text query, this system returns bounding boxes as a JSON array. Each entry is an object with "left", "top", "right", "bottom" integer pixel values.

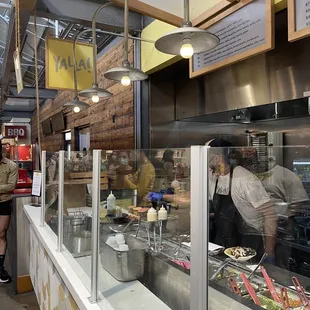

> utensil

[
  {"left": 261, "top": 266, "right": 281, "bottom": 303},
  {"left": 280, "top": 287, "right": 290, "bottom": 310},
  {"left": 135, "top": 216, "right": 142, "bottom": 238},
  {"left": 210, "top": 258, "right": 231, "bottom": 281},
  {"left": 240, "top": 273, "right": 261, "bottom": 306},
  {"left": 122, "top": 218, "right": 135, "bottom": 233},
  {"left": 248, "top": 253, "right": 267, "bottom": 279},
  {"left": 239, "top": 253, "right": 267, "bottom": 291},
  {"left": 228, "top": 277, "right": 241, "bottom": 296},
  {"left": 292, "top": 276, "right": 310, "bottom": 309}
]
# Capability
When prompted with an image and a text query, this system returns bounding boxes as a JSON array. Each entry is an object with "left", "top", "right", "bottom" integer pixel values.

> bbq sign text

[{"left": 5, "top": 126, "right": 27, "bottom": 139}]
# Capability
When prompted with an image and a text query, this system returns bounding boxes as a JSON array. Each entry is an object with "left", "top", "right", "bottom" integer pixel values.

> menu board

[
  {"left": 288, "top": 0, "right": 310, "bottom": 42},
  {"left": 190, "top": 0, "right": 274, "bottom": 78},
  {"left": 32, "top": 171, "right": 42, "bottom": 197}
]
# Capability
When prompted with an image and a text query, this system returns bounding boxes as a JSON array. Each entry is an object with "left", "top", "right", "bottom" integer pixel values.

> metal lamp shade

[
  {"left": 64, "top": 99, "right": 89, "bottom": 110},
  {"left": 79, "top": 85, "right": 112, "bottom": 99},
  {"left": 155, "top": 27, "right": 219, "bottom": 56},
  {"left": 104, "top": 65, "right": 148, "bottom": 82}
]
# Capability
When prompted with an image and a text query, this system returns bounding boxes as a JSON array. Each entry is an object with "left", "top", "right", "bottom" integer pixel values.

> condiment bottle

[
  {"left": 107, "top": 191, "right": 116, "bottom": 214},
  {"left": 147, "top": 207, "right": 157, "bottom": 222},
  {"left": 158, "top": 206, "right": 168, "bottom": 220}
]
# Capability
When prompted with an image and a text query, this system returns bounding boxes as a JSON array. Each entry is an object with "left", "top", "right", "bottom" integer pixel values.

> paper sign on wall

[
  {"left": 190, "top": 0, "right": 274, "bottom": 78},
  {"left": 45, "top": 37, "right": 93, "bottom": 91},
  {"left": 32, "top": 171, "right": 42, "bottom": 197},
  {"left": 288, "top": 0, "right": 310, "bottom": 42},
  {"left": 13, "top": 48, "right": 23, "bottom": 94}
]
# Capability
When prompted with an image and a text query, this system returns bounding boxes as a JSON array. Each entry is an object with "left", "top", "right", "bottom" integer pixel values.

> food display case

[{"left": 38, "top": 146, "right": 310, "bottom": 310}]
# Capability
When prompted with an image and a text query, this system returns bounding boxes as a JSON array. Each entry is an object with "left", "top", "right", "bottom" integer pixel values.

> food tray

[
  {"left": 245, "top": 295, "right": 283, "bottom": 310},
  {"left": 215, "top": 274, "right": 265, "bottom": 296},
  {"left": 260, "top": 288, "right": 303, "bottom": 309}
]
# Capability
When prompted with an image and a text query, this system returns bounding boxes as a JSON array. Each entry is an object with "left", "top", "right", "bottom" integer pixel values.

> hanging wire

[
  {"left": 33, "top": 7, "right": 42, "bottom": 159},
  {"left": 15, "top": 0, "right": 20, "bottom": 51}
]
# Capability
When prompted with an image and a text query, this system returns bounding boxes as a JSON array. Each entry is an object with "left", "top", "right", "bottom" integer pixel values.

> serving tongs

[
  {"left": 239, "top": 252, "right": 267, "bottom": 291},
  {"left": 240, "top": 273, "right": 261, "bottom": 306},
  {"left": 279, "top": 287, "right": 290, "bottom": 310},
  {"left": 261, "top": 266, "right": 281, "bottom": 303},
  {"left": 228, "top": 277, "right": 241, "bottom": 296},
  {"left": 292, "top": 276, "right": 310, "bottom": 309}
]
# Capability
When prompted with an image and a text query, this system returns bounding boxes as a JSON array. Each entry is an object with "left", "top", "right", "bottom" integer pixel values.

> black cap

[{"left": 207, "top": 139, "right": 233, "bottom": 148}]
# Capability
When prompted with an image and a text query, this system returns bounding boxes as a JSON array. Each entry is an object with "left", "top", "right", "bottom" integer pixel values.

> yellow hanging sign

[{"left": 45, "top": 37, "right": 93, "bottom": 91}]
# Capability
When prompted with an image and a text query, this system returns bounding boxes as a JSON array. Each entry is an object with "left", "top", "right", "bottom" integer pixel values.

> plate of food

[{"left": 224, "top": 247, "right": 256, "bottom": 262}]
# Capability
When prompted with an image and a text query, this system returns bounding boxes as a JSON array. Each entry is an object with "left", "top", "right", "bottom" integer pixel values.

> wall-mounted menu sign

[
  {"left": 190, "top": 0, "right": 274, "bottom": 78},
  {"left": 288, "top": 0, "right": 310, "bottom": 42}
]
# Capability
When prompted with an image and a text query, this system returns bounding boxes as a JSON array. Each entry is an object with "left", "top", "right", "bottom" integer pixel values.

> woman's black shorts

[{"left": 0, "top": 200, "right": 12, "bottom": 216}]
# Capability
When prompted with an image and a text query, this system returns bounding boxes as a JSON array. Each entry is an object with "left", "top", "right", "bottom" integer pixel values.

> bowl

[{"left": 224, "top": 247, "right": 256, "bottom": 262}]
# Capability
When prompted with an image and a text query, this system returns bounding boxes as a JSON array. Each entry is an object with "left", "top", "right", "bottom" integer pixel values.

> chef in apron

[
  {"left": 207, "top": 139, "right": 240, "bottom": 248},
  {"left": 208, "top": 140, "right": 274, "bottom": 261}
]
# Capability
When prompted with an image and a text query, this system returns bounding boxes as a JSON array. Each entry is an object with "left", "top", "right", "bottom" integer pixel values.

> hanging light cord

[
  {"left": 33, "top": 7, "right": 41, "bottom": 158},
  {"left": 123, "top": 0, "right": 129, "bottom": 63},
  {"left": 92, "top": 2, "right": 112, "bottom": 86},
  {"left": 15, "top": 0, "right": 20, "bottom": 51}
]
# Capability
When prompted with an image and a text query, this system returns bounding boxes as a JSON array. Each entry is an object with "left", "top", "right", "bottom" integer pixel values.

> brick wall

[{"left": 31, "top": 40, "right": 135, "bottom": 152}]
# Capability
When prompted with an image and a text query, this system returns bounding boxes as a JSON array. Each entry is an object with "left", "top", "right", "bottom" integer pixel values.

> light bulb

[
  {"left": 92, "top": 94, "right": 100, "bottom": 103},
  {"left": 73, "top": 106, "right": 80, "bottom": 113},
  {"left": 180, "top": 39, "right": 194, "bottom": 59},
  {"left": 121, "top": 75, "right": 131, "bottom": 86}
]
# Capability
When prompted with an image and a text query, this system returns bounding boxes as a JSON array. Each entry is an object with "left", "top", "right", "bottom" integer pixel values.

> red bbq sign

[{"left": 5, "top": 126, "right": 27, "bottom": 139}]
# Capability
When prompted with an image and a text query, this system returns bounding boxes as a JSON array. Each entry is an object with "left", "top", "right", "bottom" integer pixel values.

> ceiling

[
  {"left": 0, "top": 0, "right": 143, "bottom": 123},
  {"left": 0, "top": 0, "right": 11, "bottom": 82}
]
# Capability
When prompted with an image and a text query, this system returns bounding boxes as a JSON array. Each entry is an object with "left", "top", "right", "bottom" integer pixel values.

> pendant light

[
  {"left": 104, "top": 0, "right": 148, "bottom": 86},
  {"left": 64, "top": 99, "right": 89, "bottom": 113},
  {"left": 64, "top": 30, "right": 91, "bottom": 113},
  {"left": 78, "top": 3, "right": 113, "bottom": 101},
  {"left": 155, "top": 0, "right": 220, "bottom": 58}
]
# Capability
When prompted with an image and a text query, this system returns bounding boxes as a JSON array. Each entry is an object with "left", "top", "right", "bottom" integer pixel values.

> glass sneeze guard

[{"left": 41, "top": 146, "right": 310, "bottom": 309}]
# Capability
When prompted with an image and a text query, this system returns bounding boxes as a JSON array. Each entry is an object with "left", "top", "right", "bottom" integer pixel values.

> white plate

[{"left": 224, "top": 247, "right": 256, "bottom": 262}]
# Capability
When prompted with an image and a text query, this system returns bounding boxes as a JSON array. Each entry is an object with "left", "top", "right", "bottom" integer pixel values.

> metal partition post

[
  {"left": 57, "top": 151, "right": 65, "bottom": 252},
  {"left": 190, "top": 146, "right": 209, "bottom": 310},
  {"left": 40, "top": 151, "right": 46, "bottom": 227},
  {"left": 90, "top": 150, "right": 101, "bottom": 303}
]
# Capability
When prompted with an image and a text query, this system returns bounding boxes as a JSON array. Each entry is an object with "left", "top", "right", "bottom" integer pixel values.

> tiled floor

[{"left": 0, "top": 283, "right": 39, "bottom": 310}]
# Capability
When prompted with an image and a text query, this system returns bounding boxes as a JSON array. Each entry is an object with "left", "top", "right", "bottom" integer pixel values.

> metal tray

[
  {"left": 259, "top": 288, "right": 303, "bottom": 309},
  {"left": 100, "top": 234, "right": 147, "bottom": 282}
]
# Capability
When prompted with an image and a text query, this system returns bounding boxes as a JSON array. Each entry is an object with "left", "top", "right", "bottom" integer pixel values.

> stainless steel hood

[
  {"left": 181, "top": 97, "right": 310, "bottom": 124},
  {"left": 174, "top": 10, "right": 310, "bottom": 121}
]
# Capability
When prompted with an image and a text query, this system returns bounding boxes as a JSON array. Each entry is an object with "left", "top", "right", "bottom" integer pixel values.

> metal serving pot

[
  {"left": 64, "top": 230, "right": 92, "bottom": 254},
  {"left": 48, "top": 215, "right": 88, "bottom": 236}
]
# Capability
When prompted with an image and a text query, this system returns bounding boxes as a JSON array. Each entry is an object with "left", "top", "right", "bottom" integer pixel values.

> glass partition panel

[
  {"left": 60, "top": 150, "right": 94, "bottom": 292},
  {"left": 207, "top": 146, "right": 310, "bottom": 309},
  {"left": 45, "top": 152, "right": 59, "bottom": 235},
  {"left": 92, "top": 148, "right": 191, "bottom": 310}
]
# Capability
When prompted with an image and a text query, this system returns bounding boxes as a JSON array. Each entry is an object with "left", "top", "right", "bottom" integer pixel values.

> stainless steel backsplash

[{"left": 150, "top": 10, "right": 310, "bottom": 149}]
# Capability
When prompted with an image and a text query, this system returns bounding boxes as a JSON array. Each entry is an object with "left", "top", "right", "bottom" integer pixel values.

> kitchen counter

[{"left": 23, "top": 205, "right": 171, "bottom": 310}]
